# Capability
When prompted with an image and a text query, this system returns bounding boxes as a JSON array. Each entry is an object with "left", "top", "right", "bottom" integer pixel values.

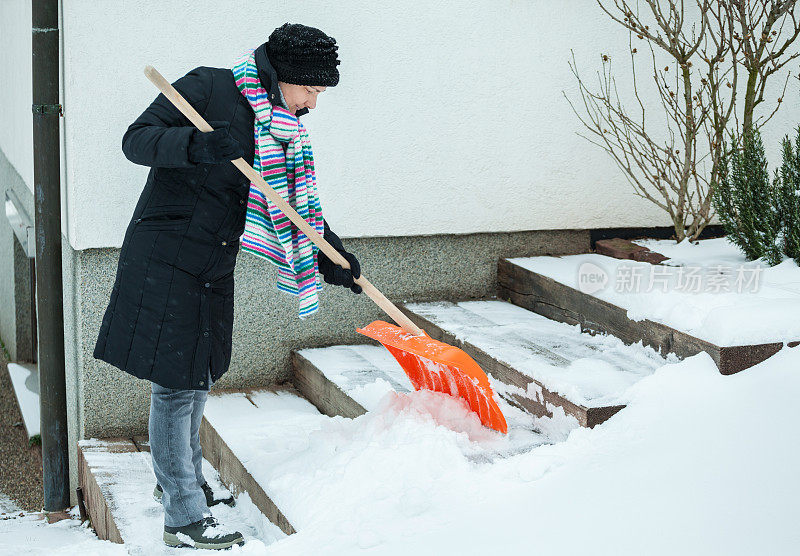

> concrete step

[
  {"left": 398, "top": 300, "right": 668, "bottom": 428},
  {"left": 77, "top": 437, "right": 276, "bottom": 552},
  {"left": 78, "top": 437, "right": 283, "bottom": 556},
  {"left": 497, "top": 256, "right": 795, "bottom": 374},
  {"left": 77, "top": 438, "right": 143, "bottom": 544},
  {"left": 292, "top": 344, "right": 412, "bottom": 420}
]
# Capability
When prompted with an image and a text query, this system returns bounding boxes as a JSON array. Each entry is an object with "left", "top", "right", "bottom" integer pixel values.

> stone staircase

[{"left": 78, "top": 254, "right": 696, "bottom": 544}]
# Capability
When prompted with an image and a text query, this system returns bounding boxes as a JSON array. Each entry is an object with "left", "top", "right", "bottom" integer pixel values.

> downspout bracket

[{"left": 32, "top": 103, "right": 63, "bottom": 116}]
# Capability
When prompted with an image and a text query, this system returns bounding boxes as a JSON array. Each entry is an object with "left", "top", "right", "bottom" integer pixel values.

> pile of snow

[
  {"left": 511, "top": 236, "right": 800, "bottom": 346},
  {"left": 260, "top": 346, "right": 800, "bottom": 555},
  {"left": 296, "top": 342, "right": 577, "bottom": 455}
]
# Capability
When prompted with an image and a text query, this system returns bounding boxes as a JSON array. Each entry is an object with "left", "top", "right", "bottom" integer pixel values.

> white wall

[
  {"left": 0, "top": 1, "right": 33, "bottom": 192},
  {"left": 27, "top": 0, "right": 800, "bottom": 248}
]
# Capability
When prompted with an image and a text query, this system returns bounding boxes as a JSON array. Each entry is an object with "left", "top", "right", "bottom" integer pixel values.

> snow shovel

[{"left": 144, "top": 65, "right": 507, "bottom": 434}]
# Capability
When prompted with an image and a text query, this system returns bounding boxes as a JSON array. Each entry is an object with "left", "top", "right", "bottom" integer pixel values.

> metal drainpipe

[{"left": 32, "top": 0, "right": 69, "bottom": 512}]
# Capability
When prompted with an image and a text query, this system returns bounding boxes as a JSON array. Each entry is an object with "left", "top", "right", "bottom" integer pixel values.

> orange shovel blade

[{"left": 357, "top": 321, "right": 508, "bottom": 434}]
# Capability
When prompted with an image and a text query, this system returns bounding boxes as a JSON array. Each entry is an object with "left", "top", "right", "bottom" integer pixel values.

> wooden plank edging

[
  {"left": 76, "top": 439, "right": 138, "bottom": 544},
  {"left": 291, "top": 351, "right": 368, "bottom": 419}
]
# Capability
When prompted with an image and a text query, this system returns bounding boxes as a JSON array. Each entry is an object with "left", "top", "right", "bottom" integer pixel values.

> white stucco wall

[
  {"left": 2, "top": 1, "right": 798, "bottom": 249},
  {"left": 0, "top": 1, "right": 33, "bottom": 191}
]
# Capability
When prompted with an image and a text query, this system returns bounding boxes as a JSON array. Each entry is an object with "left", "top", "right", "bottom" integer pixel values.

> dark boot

[
  {"left": 163, "top": 515, "right": 244, "bottom": 549},
  {"left": 154, "top": 483, "right": 234, "bottom": 507},
  {"left": 201, "top": 482, "right": 235, "bottom": 507}
]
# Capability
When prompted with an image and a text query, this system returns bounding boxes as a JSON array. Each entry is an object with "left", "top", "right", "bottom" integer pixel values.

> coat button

[
  {"left": 271, "top": 93, "right": 275, "bottom": 99},
  {"left": 204, "top": 282, "right": 210, "bottom": 288},
  {"left": 221, "top": 240, "right": 227, "bottom": 246},
  {"left": 203, "top": 331, "right": 209, "bottom": 337},
  {"left": 199, "top": 380, "right": 205, "bottom": 386},
  {"left": 239, "top": 199, "right": 244, "bottom": 205}
]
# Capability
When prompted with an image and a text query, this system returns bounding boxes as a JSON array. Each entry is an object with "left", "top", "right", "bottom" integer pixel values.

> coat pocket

[
  {"left": 134, "top": 205, "right": 193, "bottom": 231},
  {"left": 173, "top": 234, "right": 218, "bottom": 279}
]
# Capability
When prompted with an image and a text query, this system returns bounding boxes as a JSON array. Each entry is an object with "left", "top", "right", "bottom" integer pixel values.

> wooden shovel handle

[{"left": 143, "top": 65, "right": 424, "bottom": 336}]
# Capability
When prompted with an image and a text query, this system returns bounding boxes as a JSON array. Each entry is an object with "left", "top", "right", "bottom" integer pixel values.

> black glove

[
  {"left": 188, "top": 120, "right": 244, "bottom": 164},
  {"left": 318, "top": 221, "right": 362, "bottom": 294}
]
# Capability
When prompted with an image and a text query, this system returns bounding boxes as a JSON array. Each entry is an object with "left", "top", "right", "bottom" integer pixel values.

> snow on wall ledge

[{"left": 57, "top": 1, "right": 800, "bottom": 249}]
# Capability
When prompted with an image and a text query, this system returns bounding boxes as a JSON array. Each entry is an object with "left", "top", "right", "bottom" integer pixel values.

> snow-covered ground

[
  {"left": 2, "top": 345, "right": 799, "bottom": 554},
  {"left": 0, "top": 505, "right": 125, "bottom": 555},
  {"left": 511, "top": 236, "right": 800, "bottom": 346},
  {"left": 635, "top": 236, "right": 768, "bottom": 267}
]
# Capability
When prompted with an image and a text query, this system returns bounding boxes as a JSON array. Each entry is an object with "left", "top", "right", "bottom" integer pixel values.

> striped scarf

[{"left": 232, "top": 48, "right": 325, "bottom": 318}]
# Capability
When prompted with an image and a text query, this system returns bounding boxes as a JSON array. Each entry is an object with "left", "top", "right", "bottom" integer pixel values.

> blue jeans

[{"left": 149, "top": 368, "right": 213, "bottom": 527}]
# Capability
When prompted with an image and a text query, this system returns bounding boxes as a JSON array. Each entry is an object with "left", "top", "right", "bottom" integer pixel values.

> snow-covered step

[
  {"left": 77, "top": 439, "right": 136, "bottom": 544},
  {"left": 200, "top": 388, "right": 335, "bottom": 535},
  {"left": 498, "top": 256, "right": 797, "bottom": 374},
  {"left": 77, "top": 437, "right": 282, "bottom": 552},
  {"left": 399, "top": 300, "right": 669, "bottom": 428},
  {"left": 292, "top": 344, "right": 412, "bottom": 419},
  {"left": 293, "top": 344, "right": 557, "bottom": 456}
]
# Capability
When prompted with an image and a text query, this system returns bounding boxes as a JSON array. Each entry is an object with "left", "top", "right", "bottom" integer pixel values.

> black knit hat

[{"left": 266, "top": 23, "right": 340, "bottom": 87}]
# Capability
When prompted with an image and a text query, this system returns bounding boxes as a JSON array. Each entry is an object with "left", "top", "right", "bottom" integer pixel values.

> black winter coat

[{"left": 93, "top": 44, "right": 308, "bottom": 390}]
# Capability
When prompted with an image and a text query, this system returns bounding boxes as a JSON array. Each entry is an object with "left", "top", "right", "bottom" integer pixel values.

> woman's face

[{"left": 278, "top": 82, "right": 326, "bottom": 114}]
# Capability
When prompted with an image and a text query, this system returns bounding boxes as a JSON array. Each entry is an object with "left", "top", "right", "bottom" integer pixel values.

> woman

[{"left": 93, "top": 23, "right": 361, "bottom": 550}]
